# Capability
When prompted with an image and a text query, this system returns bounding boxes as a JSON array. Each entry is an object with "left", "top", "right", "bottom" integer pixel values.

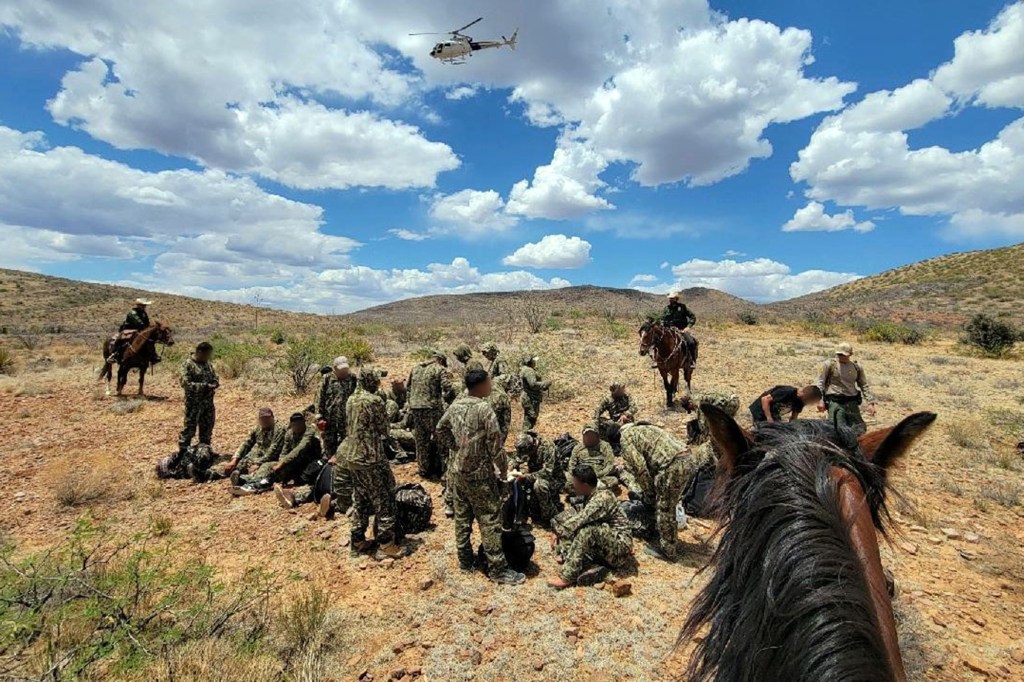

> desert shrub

[
  {"left": 861, "top": 321, "right": 924, "bottom": 345},
  {"left": 800, "top": 313, "right": 837, "bottom": 338},
  {"left": 278, "top": 586, "right": 331, "bottom": 662},
  {"left": 12, "top": 328, "right": 44, "bottom": 350},
  {"left": 0, "top": 520, "right": 276, "bottom": 681},
  {"left": 946, "top": 419, "right": 989, "bottom": 450},
  {"left": 544, "top": 317, "right": 563, "bottom": 331},
  {"left": 737, "top": 311, "right": 758, "bottom": 326},
  {"left": 515, "top": 300, "right": 547, "bottom": 334},
  {"left": 213, "top": 341, "right": 264, "bottom": 379},
  {"left": 322, "top": 334, "right": 374, "bottom": 366},
  {"left": 775, "top": 346, "right": 797, "bottom": 357},
  {"left": 280, "top": 337, "right": 323, "bottom": 395},
  {"left": 963, "top": 313, "right": 1018, "bottom": 355},
  {"left": 0, "top": 347, "right": 13, "bottom": 375},
  {"left": 979, "top": 482, "right": 1022, "bottom": 507},
  {"left": 109, "top": 398, "right": 146, "bottom": 415},
  {"left": 268, "top": 328, "right": 287, "bottom": 345},
  {"left": 606, "top": 320, "right": 632, "bottom": 340}
]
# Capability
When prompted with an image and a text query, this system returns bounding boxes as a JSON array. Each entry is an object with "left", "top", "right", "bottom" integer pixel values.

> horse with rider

[
  {"left": 638, "top": 292, "right": 699, "bottom": 407},
  {"left": 100, "top": 298, "right": 174, "bottom": 396}
]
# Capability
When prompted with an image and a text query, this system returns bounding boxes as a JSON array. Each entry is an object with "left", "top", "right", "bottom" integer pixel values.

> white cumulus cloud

[
  {"left": 668, "top": 257, "right": 860, "bottom": 302},
  {"left": 430, "top": 189, "right": 518, "bottom": 235},
  {"left": 502, "top": 234, "right": 592, "bottom": 269},
  {"left": 783, "top": 201, "right": 875, "bottom": 233}
]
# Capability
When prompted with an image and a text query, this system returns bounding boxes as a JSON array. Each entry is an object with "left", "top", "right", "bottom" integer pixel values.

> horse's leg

[
  {"left": 117, "top": 366, "right": 128, "bottom": 396},
  {"left": 683, "top": 361, "right": 693, "bottom": 394},
  {"left": 137, "top": 366, "right": 146, "bottom": 397},
  {"left": 670, "top": 364, "right": 680, "bottom": 404},
  {"left": 661, "top": 368, "right": 673, "bottom": 408}
]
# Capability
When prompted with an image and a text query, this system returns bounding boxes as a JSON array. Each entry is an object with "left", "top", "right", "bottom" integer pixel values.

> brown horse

[
  {"left": 100, "top": 322, "right": 174, "bottom": 396},
  {"left": 681, "top": 405, "right": 937, "bottom": 682},
  {"left": 638, "top": 320, "right": 695, "bottom": 408}
]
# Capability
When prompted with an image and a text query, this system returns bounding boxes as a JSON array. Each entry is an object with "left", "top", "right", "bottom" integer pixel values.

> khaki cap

[
  {"left": 835, "top": 343, "right": 854, "bottom": 356},
  {"left": 333, "top": 356, "right": 349, "bottom": 369}
]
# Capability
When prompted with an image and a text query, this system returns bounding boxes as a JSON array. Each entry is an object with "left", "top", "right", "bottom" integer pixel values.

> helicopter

[{"left": 410, "top": 17, "right": 518, "bottom": 65}]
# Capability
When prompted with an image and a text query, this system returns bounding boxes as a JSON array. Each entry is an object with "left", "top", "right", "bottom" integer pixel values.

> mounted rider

[
  {"left": 108, "top": 298, "right": 154, "bottom": 364},
  {"left": 659, "top": 292, "right": 698, "bottom": 368}
]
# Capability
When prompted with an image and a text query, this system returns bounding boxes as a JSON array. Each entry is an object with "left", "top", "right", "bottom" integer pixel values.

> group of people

[{"left": 132, "top": 292, "right": 875, "bottom": 589}]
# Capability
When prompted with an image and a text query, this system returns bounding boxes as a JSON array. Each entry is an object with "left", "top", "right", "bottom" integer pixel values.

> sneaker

[
  {"left": 350, "top": 538, "right": 374, "bottom": 557},
  {"left": 229, "top": 470, "right": 241, "bottom": 486},
  {"left": 444, "top": 503, "right": 455, "bottom": 518},
  {"left": 576, "top": 565, "right": 608, "bottom": 587},
  {"left": 317, "top": 494, "right": 332, "bottom": 519},
  {"left": 489, "top": 568, "right": 526, "bottom": 586},
  {"left": 231, "top": 480, "right": 270, "bottom": 497},
  {"left": 273, "top": 484, "right": 296, "bottom": 509}
]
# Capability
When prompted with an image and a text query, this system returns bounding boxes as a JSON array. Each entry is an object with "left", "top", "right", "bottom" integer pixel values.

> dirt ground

[{"left": 1, "top": 323, "right": 1022, "bottom": 681}]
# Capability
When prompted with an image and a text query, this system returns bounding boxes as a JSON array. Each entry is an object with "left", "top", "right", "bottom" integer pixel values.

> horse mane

[{"left": 681, "top": 420, "right": 896, "bottom": 682}]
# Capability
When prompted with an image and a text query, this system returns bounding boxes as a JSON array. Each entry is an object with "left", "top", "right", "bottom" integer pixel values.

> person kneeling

[{"left": 548, "top": 465, "right": 633, "bottom": 589}]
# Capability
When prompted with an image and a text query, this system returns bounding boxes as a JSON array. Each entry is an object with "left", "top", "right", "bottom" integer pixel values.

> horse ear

[
  {"left": 700, "top": 404, "right": 753, "bottom": 480},
  {"left": 859, "top": 412, "right": 937, "bottom": 470}
]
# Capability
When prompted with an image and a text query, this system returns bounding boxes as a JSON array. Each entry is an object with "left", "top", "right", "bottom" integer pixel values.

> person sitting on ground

[
  {"left": 618, "top": 422, "right": 697, "bottom": 561},
  {"left": 749, "top": 385, "right": 822, "bottom": 426},
  {"left": 547, "top": 465, "right": 633, "bottom": 589},
  {"left": 511, "top": 431, "right": 564, "bottom": 526},
  {"left": 387, "top": 377, "right": 408, "bottom": 413},
  {"left": 231, "top": 412, "right": 322, "bottom": 499},
  {"left": 568, "top": 424, "right": 622, "bottom": 490},
  {"left": 202, "top": 407, "right": 286, "bottom": 482},
  {"left": 816, "top": 342, "right": 876, "bottom": 436},
  {"left": 594, "top": 382, "right": 638, "bottom": 443}
]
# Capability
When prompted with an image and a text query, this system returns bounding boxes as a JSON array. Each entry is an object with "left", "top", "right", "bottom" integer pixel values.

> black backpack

[
  {"left": 476, "top": 479, "right": 535, "bottom": 572},
  {"left": 619, "top": 499, "right": 654, "bottom": 538},
  {"left": 680, "top": 461, "right": 717, "bottom": 518},
  {"left": 395, "top": 483, "right": 433, "bottom": 535},
  {"left": 312, "top": 462, "right": 334, "bottom": 500},
  {"left": 552, "top": 433, "right": 578, "bottom": 477}
]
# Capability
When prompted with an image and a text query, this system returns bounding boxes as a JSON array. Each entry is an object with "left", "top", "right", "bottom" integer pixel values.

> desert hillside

[{"left": 768, "top": 242, "right": 1024, "bottom": 327}]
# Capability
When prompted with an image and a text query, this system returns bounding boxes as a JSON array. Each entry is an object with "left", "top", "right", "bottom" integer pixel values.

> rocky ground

[{"left": 1, "top": 323, "right": 1022, "bottom": 681}]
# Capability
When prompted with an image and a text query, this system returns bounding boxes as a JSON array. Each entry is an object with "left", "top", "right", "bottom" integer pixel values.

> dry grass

[
  {"left": 978, "top": 482, "right": 1022, "bottom": 507},
  {"left": 946, "top": 419, "right": 989, "bottom": 450},
  {"left": 109, "top": 398, "right": 146, "bottom": 415}
]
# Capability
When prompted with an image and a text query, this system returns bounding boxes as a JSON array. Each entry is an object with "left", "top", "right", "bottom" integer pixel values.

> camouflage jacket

[
  {"left": 568, "top": 441, "right": 616, "bottom": 481},
  {"left": 234, "top": 425, "right": 286, "bottom": 464},
  {"left": 278, "top": 426, "right": 322, "bottom": 470},
  {"left": 387, "top": 387, "right": 408, "bottom": 411},
  {"left": 120, "top": 308, "right": 150, "bottom": 332},
  {"left": 620, "top": 425, "right": 688, "bottom": 487},
  {"left": 553, "top": 488, "right": 631, "bottom": 542},
  {"left": 594, "top": 394, "right": 638, "bottom": 424},
  {"left": 344, "top": 388, "right": 389, "bottom": 468},
  {"left": 316, "top": 373, "right": 357, "bottom": 425},
  {"left": 486, "top": 356, "right": 511, "bottom": 379},
  {"left": 688, "top": 390, "right": 740, "bottom": 445},
  {"left": 520, "top": 366, "right": 549, "bottom": 401},
  {"left": 487, "top": 385, "right": 512, "bottom": 443},
  {"left": 180, "top": 357, "right": 218, "bottom": 401},
  {"left": 407, "top": 361, "right": 455, "bottom": 410},
  {"left": 660, "top": 302, "right": 696, "bottom": 329},
  {"left": 437, "top": 396, "right": 503, "bottom": 480},
  {"left": 511, "top": 438, "right": 561, "bottom": 484}
]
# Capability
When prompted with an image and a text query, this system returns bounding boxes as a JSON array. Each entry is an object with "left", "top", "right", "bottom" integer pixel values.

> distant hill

[
  {"left": 344, "top": 285, "right": 757, "bottom": 326},
  {"left": 0, "top": 269, "right": 322, "bottom": 336},
  {"left": 767, "top": 242, "right": 1024, "bottom": 327}
]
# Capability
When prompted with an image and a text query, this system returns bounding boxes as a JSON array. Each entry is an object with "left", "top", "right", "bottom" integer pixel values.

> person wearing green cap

[
  {"left": 815, "top": 342, "right": 875, "bottom": 435},
  {"left": 567, "top": 423, "right": 621, "bottom": 490},
  {"left": 511, "top": 431, "right": 564, "bottom": 525},
  {"left": 594, "top": 382, "right": 639, "bottom": 443}
]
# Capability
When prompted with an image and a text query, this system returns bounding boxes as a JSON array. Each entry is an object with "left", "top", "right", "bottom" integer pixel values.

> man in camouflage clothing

[
  {"left": 681, "top": 390, "right": 740, "bottom": 445},
  {"left": 315, "top": 356, "right": 357, "bottom": 457},
  {"left": 341, "top": 369, "right": 404, "bottom": 559},
  {"left": 619, "top": 423, "right": 698, "bottom": 561},
  {"left": 568, "top": 424, "right": 622, "bottom": 490},
  {"left": 177, "top": 342, "right": 219, "bottom": 457},
  {"left": 407, "top": 350, "right": 455, "bottom": 478},
  {"left": 519, "top": 356, "right": 550, "bottom": 431},
  {"left": 232, "top": 412, "right": 321, "bottom": 495},
  {"left": 387, "top": 378, "right": 408, "bottom": 413},
  {"left": 511, "top": 431, "right": 564, "bottom": 526},
  {"left": 594, "top": 382, "right": 639, "bottom": 442},
  {"left": 451, "top": 344, "right": 473, "bottom": 380},
  {"left": 206, "top": 407, "right": 285, "bottom": 481},
  {"left": 548, "top": 464, "right": 633, "bottom": 589},
  {"left": 437, "top": 369, "right": 525, "bottom": 585}
]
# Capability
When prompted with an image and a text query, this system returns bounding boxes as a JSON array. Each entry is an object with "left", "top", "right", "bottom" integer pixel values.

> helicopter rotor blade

[
  {"left": 454, "top": 17, "right": 483, "bottom": 34},
  {"left": 408, "top": 32, "right": 446, "bottom": 36}
]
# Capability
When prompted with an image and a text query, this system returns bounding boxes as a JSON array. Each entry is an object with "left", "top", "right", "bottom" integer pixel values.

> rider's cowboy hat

[
  {"left": 135, "top": 298, "right": 153, "bottom": 306},
  {"left": 667, "top": 292, "right": 680, "bottom": 300}
]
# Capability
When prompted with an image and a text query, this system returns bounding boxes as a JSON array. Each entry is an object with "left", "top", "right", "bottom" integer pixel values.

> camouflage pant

[
  {"left": 559, "top": 525, "right": 631, "bottom": 581},
  {"left": 826, "top": 399, "right": 866, "bottom": 436},
  {"left": 450, "top": 474, "right": 507, "bottom": 573},
  {"left": 530, "top": 476, "right": 563, "bottom": 526},
  {"left": 333, "top": 459, "right": 353, "bottom": 513},
  {"left": 649, "top": 458, "right": 691, "bottom": 560},
  {"left": 350, "top": 463, "right": 397, "bottom": 544},
  {"left": 410, "top": 408, "right": 444, "bottom": 477},
  {"left": 389, "top": 427, "right": 415, "bottom": 455},
  {"left": 321, "top": 425, "right": 342, "bottom": 458},
  {"left": 179, "top": 399, "right": 215, "bottom": 450},
  {"left": 521, "top": 396, "right": 541, "bottom": 431}
]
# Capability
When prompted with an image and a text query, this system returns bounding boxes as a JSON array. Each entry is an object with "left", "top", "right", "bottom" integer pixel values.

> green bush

[
  {"left": 213, "top": 341, "right": 265, "bottom": 379},
  {"left": 860, "top": 321, "right": 924, "bottom": 345},
  {"left": 279, "top": 334, "right": 373, "bottom": 394},
  {"left": 737, "top": 311, "right": 758, "bottom": 326},
  {"left": 0, "top": 346, "right": 13, "bottom": 375},
  {"left": 963, "top": 313, "right": 1018, "bottom": 355}
]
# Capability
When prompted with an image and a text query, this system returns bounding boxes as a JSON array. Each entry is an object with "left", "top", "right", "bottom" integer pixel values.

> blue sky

[{"left": 1, "top": 0, "right": 1022, "bottom": 312}]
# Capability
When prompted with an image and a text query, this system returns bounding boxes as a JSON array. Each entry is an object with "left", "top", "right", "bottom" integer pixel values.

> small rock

[
  {"left": 611, "top": 581, "right": 632, "bottom": 598},
  {"left": 564, "top": 626, "right": 580, "bottom": 637},
  {"left": 962, "top": 657, "right": 992, "bottom": 676},
  {"left": 971, "top": 615, "right": 987, "bottom": 627},
  {"left": 358, "top": 560, "right": 369, "bottom": 571},
  {"left": 965, "top": 593, "right": 980, "bottom": 603},
  {"left": 533, "top": 660, "right": 546, "bottom": 672},
  {"left": 941, "top": 527, "right": 961, "bottom": 540},
  {"left": 964, "top": 532, "right": 980, "bottom": 543},
  {"left": 380, "top": 558, "right": 396, "bottom": 569},
  {"left": 594, "top": 581, "right": 605, "bottom": 590},
  {"left": 347, "top": 654, "right": 361, "bottom": 666},
  {"left": 900, "top": 542, "right": 919, "bottom": 555},
  {"left": 469, "top": 650, "right": 482, "bottom": 666},
  {"left": 927, "top": 536, "right": 943, "bottom": 545},
  {"left": 931, "top": 613, "right": 948, "bottom": 628},
  {"left": 407, "top": 668, "right": 422, "bottom": 678},
  {"left": 391, "top": 639, "right": 416, "bottom": 654},
  {"left": 358, "top": 670, "right": 373, "bottom": 681},
  {"left": 473, "top": 605, "right": 493, "bottom": 616},
  {"left": 957, "top": 548, "right": 979, "bottom": 561},
  {"left": 566, "top": 635, "right": 578, "bottom": 646},
  {"left": 967, "top": 625, "right": 983, "bottom": 635},
  {"left": 14, "top": 492, "right": 25, "bottom": 499},
  {"left": 418, "top": 578, "right": 434, "bottom": 591},
  {"left": 1009, "top": 647, "right": 1024, "bottom": 664}
]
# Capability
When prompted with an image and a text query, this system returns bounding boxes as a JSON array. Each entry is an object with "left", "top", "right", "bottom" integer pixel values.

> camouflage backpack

[
  {"left": 155, "top": 444, "right": 215, "bottom": 480},
  {"left": 395, "top": 483, "right": 433, "bottom": 534},
  {"left": 495, "top": 371, "right": 523, "bottom": 398}
]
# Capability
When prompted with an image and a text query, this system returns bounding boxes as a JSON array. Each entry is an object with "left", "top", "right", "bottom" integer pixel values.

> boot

[
  {"left": 187, "top": 462, "right": 209, "bottom": 484},
  {"left": 547, "top": 575, "right": 573, "bottom": 590},
  {"left": 317, "top": 494, "right": 332, "bottom": 519},
  {"left": 576, "top": 565, "right": 608, "bottom": 587},
  {"left": 375, "top": 542, "right": 407, "bottom": 561},
  {"left": 350, "top": 534, "right": 373, "bottom": 557},
  {"left": 273, "top": 484, "right": 296, "bottom": 509},
  {"left": 229, "top": 470, "right": 241, "bottom": 486},
  {"left": 489, "top": 568, "right": 526, "bottom": 585}
]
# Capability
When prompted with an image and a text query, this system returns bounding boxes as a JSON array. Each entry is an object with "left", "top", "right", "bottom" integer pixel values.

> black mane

[{"left": 681, "top": 419, "right": 897, "bottom": 682}]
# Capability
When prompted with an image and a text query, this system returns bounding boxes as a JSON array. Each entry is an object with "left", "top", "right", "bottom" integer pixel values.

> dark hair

[
  {"left": 196, "top": 341, "right": 213, "bottom": 352},
  {"left": 571, "top": 464, "right": 598, "bottom": 488},
  {"left": 289, "top": 412, "right": 305, "bottom": 424},
  {"left": 465, "top": 369, "right": 489, "bottom": 391},
  {"left": 803, "top": 385, "right": 823, "bottom": 400}
]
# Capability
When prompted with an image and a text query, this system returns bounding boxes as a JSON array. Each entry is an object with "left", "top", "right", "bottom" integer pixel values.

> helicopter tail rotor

[{"left": 503, "top": 29, "right": 519, "bottom": 50}]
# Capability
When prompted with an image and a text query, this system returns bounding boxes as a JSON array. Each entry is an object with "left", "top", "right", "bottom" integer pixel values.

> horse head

[
  {"left": 682, "top": 406, "right": 937, "bottom": 682},
  {"left": 637, "top": 319, "right": 659, "bottom": 356},
  {"left": 153, "top": 321, "right": 175, "bottom": 346}
]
